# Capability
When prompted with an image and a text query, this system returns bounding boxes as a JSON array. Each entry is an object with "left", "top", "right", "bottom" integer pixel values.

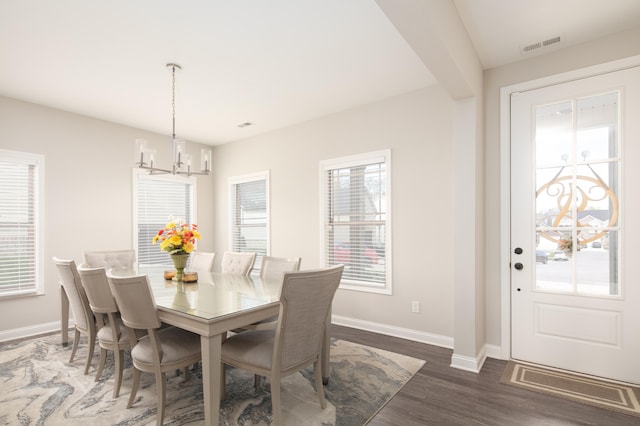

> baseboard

[
  {"left": 0, "top": 321, "right": 69, "bottom": 343},
  {"left": 451, "top": 345, "right": 488, "bottom": 373},
  {"left": 450, "top": 352, "right": 484, "bottom": 372},
  {"left": 332, "top": 315, "right": 508, "bottom": 373},
  {"left": 484, "top": 343, "right": 503, "bottom": 360},
  {"left": 331, "top": 314, "right": 454, "bottom": 349},
  {"left": 449, "top": 342, "right": 504, "bottom": 372}
]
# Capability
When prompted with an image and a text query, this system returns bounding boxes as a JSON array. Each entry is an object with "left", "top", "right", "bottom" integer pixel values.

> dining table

[{"left": 60, "top": 265, "right": 332, "bottom": 426}]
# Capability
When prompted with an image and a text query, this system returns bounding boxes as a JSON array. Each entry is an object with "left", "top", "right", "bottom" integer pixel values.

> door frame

[{"left": 499, "top": 54, "right": 640, "bottom": 360}]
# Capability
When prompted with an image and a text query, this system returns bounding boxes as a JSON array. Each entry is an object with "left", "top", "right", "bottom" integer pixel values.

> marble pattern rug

[{"left": 0, "top": 334, "right": 425, "bottom": 425}]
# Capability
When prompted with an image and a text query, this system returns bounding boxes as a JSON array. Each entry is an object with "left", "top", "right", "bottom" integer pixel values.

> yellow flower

[
  {"left": 160, "top": 238, "right": 171, "bottom": 250},
  {"left": 169, "top": 235, "right": 182, "bottom": 246}
]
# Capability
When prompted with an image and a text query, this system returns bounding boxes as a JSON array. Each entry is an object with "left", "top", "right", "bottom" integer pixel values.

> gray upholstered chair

[
  {"left": 220, "top": 251, "right": 256, "bottom": 275},
  {"left": 107, "top": 273, "right": 201, "bottom": 426},
  {"left": 52, "top": 257, "right": 97, "bottom": 375},
  {"left": 221, "top": 265, "right": 343, "bottom": 425},
  {"left": 83, "top": 249, "right": 136, "bottom": 273},
  {"left": 238, "top": 256, "right": 302, "bottom": 387},
  {"left": 77, "top": 264, "right": 134, "bottom": 398},
  {"left": 187, "top": 251, "right": 215, "bottom": 272}
]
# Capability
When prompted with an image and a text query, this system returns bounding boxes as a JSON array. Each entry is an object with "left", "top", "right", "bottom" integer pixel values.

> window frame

[
  {"left": 228, "top": 171, "right": 270, "bottom": 272},
  {"left": 133, "top": 169, "right": 197, "bottom": 267},
  {"left": 0, "top": 149, "right": 45, "bottom": 298},
  {"left": 320, "top": 149, "right": 392, "bottom": 294}
]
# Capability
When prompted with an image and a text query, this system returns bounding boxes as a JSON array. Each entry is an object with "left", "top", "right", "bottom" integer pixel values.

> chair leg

[
  {"left": 95, "top": 348, "right": 107, "bottom": 381},
  {"left": 155, "top": 371, "right": 167, "bottom": 426},
  {"left": 127, "top": 368, "right": 141, "bottom": 408},
  {"left": 271, "top": 379, "right": 282, "bottom": 425},
  {"left": 84, "top": 332, "right": 96, "bottom": 375},
  {"left": 314, "top": 359, "right": 327, "bottom": 409},
  {"left": 254, "top": 374, "right": 262, "bottom": 388},
  {"left": 113, "top": 349, "right": 125, "bottom": 398},
  {"left": 69, "top": 329, "right": 80, "bottom": 363},
  {"left": 220, "top": 363, "right": 226, "bottom": 400}
]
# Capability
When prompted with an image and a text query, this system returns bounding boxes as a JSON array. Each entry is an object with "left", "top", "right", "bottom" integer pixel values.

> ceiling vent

[{"left": 520, "top": 36, "right": 562, "bottom": 55}]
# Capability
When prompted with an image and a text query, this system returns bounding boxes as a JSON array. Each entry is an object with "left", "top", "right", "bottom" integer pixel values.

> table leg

[
  {"left": 201, "top": 333, "right": 222, "bottom": 426},
  {"left": 60, "top": 286, "right": 69, "bottom": 347}
]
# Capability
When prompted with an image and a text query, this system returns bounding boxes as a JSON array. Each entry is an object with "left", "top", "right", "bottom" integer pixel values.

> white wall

[
  {"left": 0, "top": 96, "right": 214, "bottom": 339},
  {"left": 211, "top": 85, "right": 456, "bottom": 339},
  {"left": 0, "top": 85, "right": 455, "bottom": 345},
  {"left": 483, "top": 27, "right": 640, "bottom": 348}
]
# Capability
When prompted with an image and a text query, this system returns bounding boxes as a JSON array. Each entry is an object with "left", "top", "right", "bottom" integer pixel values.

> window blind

[
  {"left": 230, "top": 173, "right": 269, "bottom": 271},
  {"left": 136, "top": 174, "right": 194, "bottom": 266},
  {"left": 322, "top": 151, "right": 390, "bottom": 291},
  {"left": 0, "top": 155, "right": 40, "bottom": 296}
]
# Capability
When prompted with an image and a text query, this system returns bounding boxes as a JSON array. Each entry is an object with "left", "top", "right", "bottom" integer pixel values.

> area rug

[
  {"left": 0, "top": 334, "right": 424, "bottom": 425},
  {"left": 501, "top": 361, "right": 640, "bottom": 417}
]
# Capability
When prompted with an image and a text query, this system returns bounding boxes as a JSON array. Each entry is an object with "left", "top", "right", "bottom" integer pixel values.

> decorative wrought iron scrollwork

[{"left": 536, "top": 165, "right": 618, "bottom": 255}]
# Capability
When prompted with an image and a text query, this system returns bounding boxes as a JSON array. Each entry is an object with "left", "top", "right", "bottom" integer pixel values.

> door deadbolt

[{"left": 514, "top": 247, "right": 523, "bottom": 255}]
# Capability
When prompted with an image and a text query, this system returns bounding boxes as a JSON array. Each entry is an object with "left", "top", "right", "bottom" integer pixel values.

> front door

[{"left": 510, "top": 66, "right": 640, "bottom": 384}]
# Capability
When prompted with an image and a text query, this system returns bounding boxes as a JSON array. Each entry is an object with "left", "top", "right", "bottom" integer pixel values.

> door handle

[{"left": 514, "top": 262, "right": 524, "bottom": 270}]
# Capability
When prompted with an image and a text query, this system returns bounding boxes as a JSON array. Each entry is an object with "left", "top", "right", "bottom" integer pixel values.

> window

[
  {"left": 321, "top": 150, "right": 391, "bottom": 294},
  {"left": 134, "top": 170, "right": 196, "bottom": 266},
  {"left": 229, "top": 171, "right": 269, "bottom": 272},
  {"left": 0, "top": 150, "right": 44, "bottom": 297}
]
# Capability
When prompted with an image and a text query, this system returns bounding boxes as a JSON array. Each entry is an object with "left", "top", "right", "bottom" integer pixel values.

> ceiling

[{"left": 1, "top": 0, "right": 639, "bottom": 146}]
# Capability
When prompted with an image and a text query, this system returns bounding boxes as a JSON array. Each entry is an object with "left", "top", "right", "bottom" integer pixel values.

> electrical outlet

[{"left": 411, "top": 301, "right": 420, "bottom": 313}]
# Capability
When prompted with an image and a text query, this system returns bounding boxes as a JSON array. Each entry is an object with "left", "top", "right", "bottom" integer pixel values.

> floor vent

[{"left": 521, "top": 36, "right": 562, "bottom": 54}]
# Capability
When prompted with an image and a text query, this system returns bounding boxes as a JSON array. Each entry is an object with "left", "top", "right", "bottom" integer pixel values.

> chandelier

[{"left": 135, "top": 63, "right": 211, "bottom": 176}]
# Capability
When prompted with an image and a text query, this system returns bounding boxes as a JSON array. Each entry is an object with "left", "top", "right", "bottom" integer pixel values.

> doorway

[{"left": 509, "top": 66, "right": 640, "bottom": 384}]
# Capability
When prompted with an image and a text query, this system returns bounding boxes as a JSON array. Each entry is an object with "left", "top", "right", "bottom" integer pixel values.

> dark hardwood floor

[{"left": 331, "top": 325, "right": 639, "bottom": 426}]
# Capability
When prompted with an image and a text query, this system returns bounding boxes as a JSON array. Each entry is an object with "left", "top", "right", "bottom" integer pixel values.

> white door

[{"left": 510, "top": 66, "right": 640, "bottom": 384}]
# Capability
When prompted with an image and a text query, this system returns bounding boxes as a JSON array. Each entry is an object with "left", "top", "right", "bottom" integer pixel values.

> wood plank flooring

[{"left": 331, "top": 325, "right": 639, "bottom": 426}]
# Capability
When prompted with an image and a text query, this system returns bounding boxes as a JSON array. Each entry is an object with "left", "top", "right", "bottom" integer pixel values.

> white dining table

[{"left": 60, "top": 266, "right": 331, "bottom": 426}]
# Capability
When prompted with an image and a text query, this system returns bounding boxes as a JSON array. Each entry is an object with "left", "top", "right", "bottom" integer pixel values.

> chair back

[
  {"left": 83, "top": 250, "right": 136, "bottom": 273},
  {"left": 220, "top": 251, "right": 256, "bottom": 275},
  {"left": 189, "top": 251, "right": 216, "bottom": 272},
  {"left": 107, "top": 274, "right": 161, "bottom": 330},
  {"left": 52, "top": 257, "right": 93, "bottom": 331},
  {"left": 259, "top": 256, "right": 301, "bottom": 282},
  {"left": 77, "top": 265, "right": 118, "bottom": 314},
  {"left": 275, "top": 265, "right": 343, "bottom": 370}
]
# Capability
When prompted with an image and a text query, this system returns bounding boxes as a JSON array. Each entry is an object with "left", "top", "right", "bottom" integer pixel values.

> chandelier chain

[{"left": 171, "top": 65, "right": 176, "bottom": 139}]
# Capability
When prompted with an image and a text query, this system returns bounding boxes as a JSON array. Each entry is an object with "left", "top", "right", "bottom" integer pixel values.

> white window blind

[
  {"left": 321, "top": 150, "right": 391, "bottom": 293},
  {"left": 135, "top": 172, "right": 195, "bottom": 266},
  {"left": 0, "top": 150, "right": 43, "bottom": 297},
  {"left": 229, "top": 172, "right": 269, "bottom": 271}
]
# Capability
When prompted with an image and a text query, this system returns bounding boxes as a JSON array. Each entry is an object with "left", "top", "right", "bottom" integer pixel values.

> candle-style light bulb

[
  {"left": 148, "top": 149, "right": 157, "bottom": 169},
  {"left": 136, "top": 139, "right": 147, "bottom": 166},
  {"left": 201, "top": 148, "right": 212, "bottom": 173}
]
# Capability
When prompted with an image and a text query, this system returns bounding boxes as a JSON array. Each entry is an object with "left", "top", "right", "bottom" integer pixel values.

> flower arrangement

[{"left": 152, "top": 216, "right": 201, "bottom": 255}]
